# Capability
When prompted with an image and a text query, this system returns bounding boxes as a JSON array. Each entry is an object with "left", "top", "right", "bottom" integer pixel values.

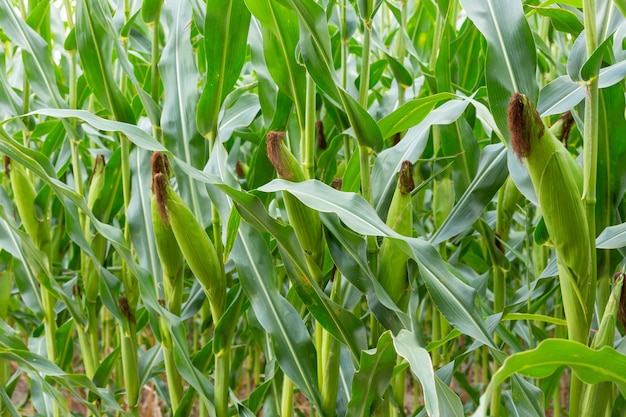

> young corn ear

[
  {"left": 84, "top": 155, "right": 107, "bottom": 303},
  {"left": 508, "top": 93, "right": 592, "bottom": 343},
  {"left": 267, "top": 131, "right": 324, "bottom": 268},
  {"left": 496, "top": 176, "right": 521, "bottom": 243},
  {"left": 7, "top": 158, "right": 50, "bottom": 251},
  {"left": 152, "top": 154, "right": 226, "bottom": 317},
  {"left": 377, "top": 161, "right": 414, "bottom": 306},
  {"left": 151, "top": 153, "right": 184, "bottom": 314}
]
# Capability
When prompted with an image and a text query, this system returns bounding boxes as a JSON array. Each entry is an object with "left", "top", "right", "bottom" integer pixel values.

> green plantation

[{"left": 1, "top": 0, "right": 626, "bottom": 416}]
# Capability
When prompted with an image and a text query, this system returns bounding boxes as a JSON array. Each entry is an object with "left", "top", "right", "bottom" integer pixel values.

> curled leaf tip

[
  {"left": 153, "top": 172, "right": 170, "bottom": 224},
  {"left": 266, "top": 131, "right": 294, "bottom": 180},
  {"left": 508, "top": 93, "right": 544, "bottom": 159},
  {"left": 399, "top": 161, "right": 414, "bottom": 195}
]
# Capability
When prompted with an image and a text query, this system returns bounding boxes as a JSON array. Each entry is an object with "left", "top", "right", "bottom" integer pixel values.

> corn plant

[{"left": 1, "top": 0, "right": 626, "bottom": 416}]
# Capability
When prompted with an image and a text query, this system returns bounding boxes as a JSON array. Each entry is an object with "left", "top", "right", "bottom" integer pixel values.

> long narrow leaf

[{"left": 460, "top": 0, "right": 538, "bottom": 138}]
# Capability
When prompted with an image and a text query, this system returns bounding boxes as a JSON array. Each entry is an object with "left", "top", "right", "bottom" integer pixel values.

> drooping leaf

[
  {"left": 474, "top": 339, "right": 626, "bottom": 417},
  {"left": 258, "top": 179, "right": 496, "bottom": 348}
]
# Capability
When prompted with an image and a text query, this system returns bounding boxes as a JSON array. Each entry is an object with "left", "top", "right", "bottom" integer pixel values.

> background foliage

[{"left": 1, "top": 0, "right": 626, "bottom": 416}]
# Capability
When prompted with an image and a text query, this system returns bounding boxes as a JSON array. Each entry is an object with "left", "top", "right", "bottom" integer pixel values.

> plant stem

[
  {"left": 215, "top": 348, "right": 231, "bottom": 417},
  {"left": 321, "top": 271, "right": 342, "bottom": 416},
  {"left": 340, "top": 0, "right": 351, "bottom": 161},
  {"left": 570, "top": 0, "right": 600, "bottom": 415},
  {"left": 357, "top": 18, "right": 376, "bottom": 268},
  {"left": 303, "top": 73, "right": 316, "bottom": 180},
  {"left": 281, "top": 375, "right": 294, "bottom": 417}
]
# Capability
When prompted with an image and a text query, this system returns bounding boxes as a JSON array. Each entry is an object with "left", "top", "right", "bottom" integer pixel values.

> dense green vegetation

[{"left": 1, "top": 0, "right": 626, "bottom": 416}]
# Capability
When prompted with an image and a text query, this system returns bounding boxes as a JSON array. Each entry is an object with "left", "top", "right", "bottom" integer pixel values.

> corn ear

[
  {"left": 267, "top": 131, "right": 324, "bottom": 269},
  {"left": 87, "top": 154, "right": 106, "bottom": 210},
  {"left": 153, "top": 156, "right": 225, "bottom": 317},
  {"left": 549, "top": 110, "right": 575, "bottom": 145},
  {"left": 83, "top": 155, "right": 107, "bottom": 303},
  {"left": 150, "top": 153, "right": 183, "bottom": 314},
  {"left": 7, "top": 158, "right": 49, "bottom": 249},
  {"left": 496, "top": 176, "right": 520, "bottom": 243},
  {"left": 508, "top": 93, "right": 592, "bottom": 342},
  {"left": 378, "top": 161, "right": 414, "bottom": 305}
]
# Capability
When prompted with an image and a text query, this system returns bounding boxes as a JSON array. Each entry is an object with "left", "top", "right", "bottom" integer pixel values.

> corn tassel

[
  {"left": 508, "top": 93, "right": 592, "bottom": 344},
  {"left": 267, "top": 131, "right": 324, "bottom": 270},
  {"left": 152, "top": 154, "right": 225, "bottom": 318},
  {"left": 378, "top": 160, "right": 414, "bottom": 306}
]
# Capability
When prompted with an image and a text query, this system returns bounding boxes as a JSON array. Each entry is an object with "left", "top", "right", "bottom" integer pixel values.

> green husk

[
  {"left": 7, "top": 158, "right": 50, "bottom": 251},
  {"left": 84, "top": 155, "right": 106, "bottom": 304},
  {"left": 153, "top": 161, "right": 225, "bottom": 317},
  {"left": 508, "top": 93, "right": 592, "bottom": 344},
  {"left": 267, "top": 131, "right": 324, "bottom": 269},
  {"left": 151, "top": 153, "right": 183, "bottom": 314},
  {"left": 378, "top": 160, "right": 414, "bottom": 306}
]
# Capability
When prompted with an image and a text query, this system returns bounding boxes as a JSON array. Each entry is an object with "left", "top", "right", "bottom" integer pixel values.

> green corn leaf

[
  {"left": 283, "top": 0, "right": 383, "bottom": 151},
  {"left": 431, "top": 144, "right": 508, "bottom": 245},
  {"left": 245, "top": 0, "right": 306, "bottom": 127},
  {"left": 160, "top": 0, "right": 206, "bottom": 219},
  {"left": 393, "top": 329, "right": 440, "bottom": 417},
  {"left": 346, "top": 332, "right": 395, "bottom": 417},
  {"left": 232, "top": 223, "right": 322, "bottom": 412},
  {"left": 197, "top": 0, "right": 251, "bottom": 138},
  {"left": 474, "top": 339, "right": 626, "bottom": 417},
  {"left": 372, "top": 98, "right": 469, "bottom": 215},
  {"left": 76, "top": 0, "right": 135, "bottom": 123},
  {"left": 259, "top": 179, "right": 496, "bottom": 348},
  {"left": 460, "top": 0, "right": 538, "bottom": 139},
  {"left": 377, "top": 93, "right": 457, "bottom": 138},
  {"left": 0, "top": 0, "right": 64, "bottom": 107}
]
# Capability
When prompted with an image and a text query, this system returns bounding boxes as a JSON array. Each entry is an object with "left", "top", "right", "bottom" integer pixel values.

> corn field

[{"left": 1, "top": 0, "right": 626, "bottom": 415}]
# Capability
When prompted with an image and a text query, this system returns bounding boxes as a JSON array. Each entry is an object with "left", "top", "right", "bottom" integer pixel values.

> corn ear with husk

[
  {"left": 267, "top": 131, "right": 324, "bottom": 270},
  {"left": 7, "top": 158, "right": 50, "bottom": 252},
  {"left": 496, "top": 176, "right": 520, "bottom": 243},
  {"left": 83, "top": 154, "right": 107, "bottom": 304},
  {"left": 378, "top": 160, "right": 414, "bottom": 306},
  {"left": 508, "top": 93, "right": 592, "bottom": 343},
  {"left": 150, "top": 152, "right": 184, "bottom": 315},
  {"left": 152, "top": 153, "right": 225, "bottom": 318}
]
